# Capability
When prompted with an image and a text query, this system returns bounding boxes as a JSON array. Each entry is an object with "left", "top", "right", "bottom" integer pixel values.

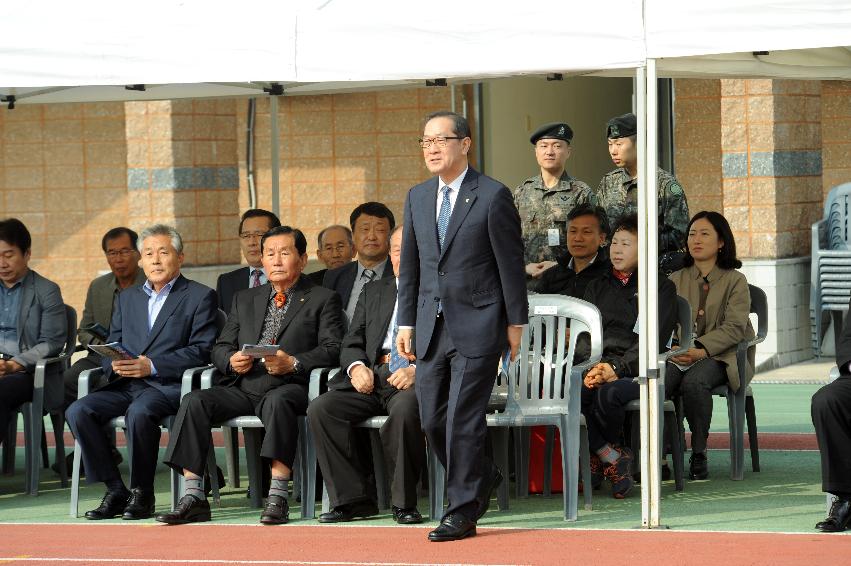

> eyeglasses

[
  {"left": 418, "top": 136, "right": 463, "bottom": 149},
  {"left": 322, "top": 244, "right": 351, "bottom": 253},
  {"left": 240, "top": 231, "right": 266, "bottom": 240},
  {"left": 105, "top": 248, "right": 135, "bottom": 259}
]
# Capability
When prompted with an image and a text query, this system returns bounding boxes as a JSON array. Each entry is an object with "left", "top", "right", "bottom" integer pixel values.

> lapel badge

[{"left": 465, "top": 198, "right": 470, "bottom": 203}]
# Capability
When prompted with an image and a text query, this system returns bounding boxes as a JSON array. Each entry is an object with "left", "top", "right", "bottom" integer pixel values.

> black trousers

[
  {"left": 164, "top": 379, "right": 308, "bottom": 477},
  {"left": 812, "top": 375, "right": 851, "bottom": 496},
  {"left": 581, "top": 378, "right": 640, "bottom": 452},
  {"left": 0, "top": 371, "right": 32, "bottom": 445},
  {"left": 665, "top": 358, "right": 727, "bottom": 454},
  {"left": 63, "top": 354, "right": 101, "bottom": 410},
  {"left": 66, "top": 378, "right": 180, "bottom": 490},
  {"left": 308, "top": 373, "right": 424, "bottom": 509},
  {"left": 416, "top": 316, "right": 499, "bottom": 521}
]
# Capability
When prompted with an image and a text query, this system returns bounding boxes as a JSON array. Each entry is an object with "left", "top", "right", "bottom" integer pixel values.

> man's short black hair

[
  {"left": 101, "top": 227, "right": 139, "bottom": 252},
  {"left": 261, "top": 226, "right": 307, "bottom": 256},
  {"left": 567, "top": 204, "right": 610, "bottom": 236},
  {"left": 239, "top": 209, "right": 281, "bottom": 234},
  {"left": 612, "top": 213, "right": 639, "bottom": 236},
  {"left": 424, "top": 111, "right": 472, "bottom": 139},
  {"left": 0, "top": 218, "right": 32, "bottom": 254},
  {"left": 682, "top": 211, "right": 743, "bottom": 270},
  {"left": 349, "top": 202, "right": 396, "bottom": 232}
]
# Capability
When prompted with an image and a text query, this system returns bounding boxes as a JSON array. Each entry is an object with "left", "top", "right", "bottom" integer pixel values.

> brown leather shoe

[
  {"left": 260, "top": 494, "right": 289, "bottom": 525},
  {"left": 155, "top": 495, "right": 211, "bottom": 525}
]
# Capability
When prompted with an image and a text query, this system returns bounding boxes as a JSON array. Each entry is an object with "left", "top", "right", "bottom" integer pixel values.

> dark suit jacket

[
  {"left": 322, "top": 258, "right": 393, "bottom": 308},
  {"left": 78, "top": 269, "right": 146, "bottom": 348},
  {"left": 211, "top": 275, "right": 344, "bottom": 396},
  {"left": 839, "top": 296, "right": 851, "bottom": 374},
  {"left": 330, "top": 277, "right": 397, "bottom": 390},
  {"left": 216, "top": 266, "right": 250, "bottom": 315},
  {"left": 10, "top": 269, "right": 66, "bottom": 372},
  {"left": 307, "top": 269, "right": 327, "bottom": 287},
  {"left": 102, "top": 275, "right": 218, "bottom": 398},
  {"left": 398, "top": 167, "right": 528, "bottom": 359}
]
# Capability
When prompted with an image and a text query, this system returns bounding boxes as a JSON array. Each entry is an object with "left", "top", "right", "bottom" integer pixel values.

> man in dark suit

[
  {"left": 65, "top": 225, "right": 218, "bottom": 520},
  {"left": 396, "top": 111, "right": 528, "bottom": 541},
  {"left": 158, "top": 226, "right": 344, "bottom": 526},
  {"left": 307, "top": 224, "right": 355, "bottom": 286},
  {"left": 812, "top": 302, "right": 851, "bottom": 532},
  {"left": 216, "top": 209, "right": 281, "bottom": 315},
  {"left": 0, "top": 218, "right": 66, "bottom": 443},
  {"left": 309, "top": 225, "right": 424, "bottom": 524},
  {"left": 323, "top": 202, "right": 395, "bottom": 324}
]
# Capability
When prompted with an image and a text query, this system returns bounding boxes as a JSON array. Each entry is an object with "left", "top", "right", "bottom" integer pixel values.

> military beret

[
  {"left": 606, "top": 113, "right": 637, "bottom": 139},
  {"left": 530, "top": 122, "right": 573, "bottom": 145}
]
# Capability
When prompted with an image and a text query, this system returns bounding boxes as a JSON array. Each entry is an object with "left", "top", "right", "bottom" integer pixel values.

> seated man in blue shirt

[
  {"left": 0, "top": 218, "right": 66, "bottom": 449},
  {"left": 66, "top": 225, "right": 218, "bottom": 521}
]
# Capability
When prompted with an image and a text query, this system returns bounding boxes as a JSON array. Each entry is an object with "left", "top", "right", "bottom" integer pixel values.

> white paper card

[{"left": 547, "top": 228, "right": 560, "bottom": 246}]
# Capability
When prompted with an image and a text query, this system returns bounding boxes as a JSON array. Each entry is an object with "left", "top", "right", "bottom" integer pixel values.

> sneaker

[
  {"left": 579, "top": 453, "right": 605, "bottom": 493},
  {"left": 689, "top": 452, "right": 708, "bottom": 480},
  {"left": 604, "top": 447, "right": 634, "bottom": 499}
]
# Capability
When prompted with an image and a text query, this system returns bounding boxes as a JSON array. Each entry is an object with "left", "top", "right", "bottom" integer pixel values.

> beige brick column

[{"left": 822, "top": 81, "right": 851, "bottom": 194}]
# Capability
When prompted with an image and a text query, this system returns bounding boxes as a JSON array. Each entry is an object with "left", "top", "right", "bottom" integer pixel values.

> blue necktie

[
  {"left": 389, "top": 315, "right": 411, "bottom": 372},
  {"left": 437, "top": 186, "right": 452, "bottom": 250}
]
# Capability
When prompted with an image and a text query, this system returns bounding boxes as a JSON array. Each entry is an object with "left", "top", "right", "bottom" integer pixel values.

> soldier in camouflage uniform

[
  {"left": 596, "top": 113, "right": 689, "bottom": 258},
  {"left": 513, "top": 122, "right": 594, "bottom": 288}
]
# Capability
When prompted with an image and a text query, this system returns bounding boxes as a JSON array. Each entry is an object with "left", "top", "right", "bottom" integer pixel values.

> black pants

[
  {"left": 581, "top": 378, "right": 640, "bottom": 452},
  {"left": 665, "top": 358, "right": 727, "bottom": 454},
  {"left": 0, "top": 371, "right": 32, "bottom": 446},
  {"left": 164, "top": 380, "right": 308, "bottom": 477},
  {"left": 62, "top": 354, "right": 101, "bottom": 410},
  {"left": 66, "top": 379, "right": 180, "bottom": 490},
  {"left": 308, "top": 376, "right": 424, "bottom": 509},
  {"left": 416, "top": 316, "right": 499, "bottom": 521},
  {"left": 812, "top": 376, "right": 851, "bottom": 496}
]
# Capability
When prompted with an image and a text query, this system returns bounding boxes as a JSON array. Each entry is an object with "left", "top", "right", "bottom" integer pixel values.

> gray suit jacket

[
  {"left": 12, "top": 269, "right": 66, "bottom": 371},
  {"left": 78, "top": 269, "right": 146, "bottom": 348}
]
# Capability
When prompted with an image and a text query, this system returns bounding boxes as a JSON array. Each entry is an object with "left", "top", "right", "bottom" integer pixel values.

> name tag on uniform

[{"left": 547, "top": 228, "right": 560, "bottom": 246}]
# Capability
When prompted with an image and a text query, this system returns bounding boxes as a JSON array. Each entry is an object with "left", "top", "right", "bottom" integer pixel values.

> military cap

[
  {"left": 530, "top": 122, "right": 573, "bottom": 145},
  {"left": 606, "top": 113, "right": 637, "bottom": 139}
]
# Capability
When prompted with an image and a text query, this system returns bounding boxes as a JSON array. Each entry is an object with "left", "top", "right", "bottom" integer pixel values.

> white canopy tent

[{"left": 3, "top": 0, "right": 851, "bottom": 529}]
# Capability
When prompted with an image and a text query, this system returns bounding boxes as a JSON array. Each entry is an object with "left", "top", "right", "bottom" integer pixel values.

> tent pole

[{"left": 270, "top": 95, "right": 281, "bottom": 217}]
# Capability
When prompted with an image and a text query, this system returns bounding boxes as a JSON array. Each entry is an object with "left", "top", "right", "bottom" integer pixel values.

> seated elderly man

[
  {"left": 308, "top": 224, "right": 355, "bottom": 286},
  {"left": 65, "top": 225, "right": 218, "bottom": 520},
  {"left": 159, "top": 226, "right": 344, "bottom": 526},
  {"left": 309, "top": 224, "right": 424, "bottom": 524},
  {"left": 0, "top": 218, "right": 66, "bottom": 447}
]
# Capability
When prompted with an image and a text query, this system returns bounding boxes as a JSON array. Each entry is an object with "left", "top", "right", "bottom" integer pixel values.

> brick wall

[{"left": 822, "top": 81, "right": 851, "bottom": 196}]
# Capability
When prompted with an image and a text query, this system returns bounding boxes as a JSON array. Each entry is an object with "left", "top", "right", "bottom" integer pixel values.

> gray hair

[
  {"left": 138, "top": 224, "right": 184, "bottom": 254},
  {"left": 317, "top": 224, "right": 354, "bottom": 248}
]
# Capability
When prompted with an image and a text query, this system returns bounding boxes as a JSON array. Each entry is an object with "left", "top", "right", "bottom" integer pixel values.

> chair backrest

[
  {"left": 824, "top": 183, "right": 851, "bottom": 250},
  {"left": 662, "top": 296, "right": 693, "bottom": 362},
  {"left": 748, "top": 284, "right": 768, "bottom": 346},
  {"left": 215, "top": 308, "right": 227, "bottom": 334},
  {"left": 506, "top": 294, "right": 602, "bottom": 416},
  {"left": 63, "top": 305, "right": 77, "bottom": 355}
]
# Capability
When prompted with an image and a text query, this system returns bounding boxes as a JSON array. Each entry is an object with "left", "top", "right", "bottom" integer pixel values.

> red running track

[{"left": 0, "top": 524, "right": 844, "bottom": 566}]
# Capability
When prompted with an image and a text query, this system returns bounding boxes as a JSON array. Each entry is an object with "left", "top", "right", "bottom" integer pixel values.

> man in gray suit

[
  {"left": 0, "top": 218, "right": 66, "bottom": 446},
  {"left": 396, "top": 111, "right": 528, "bottom": 541},
  {"left": 63, "top": 227, "right": 145, "bottom": 409}
]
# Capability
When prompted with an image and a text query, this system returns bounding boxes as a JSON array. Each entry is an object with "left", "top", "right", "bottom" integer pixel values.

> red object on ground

[{"left": 529, "top": 425, "right": 563, "bottom": 493}]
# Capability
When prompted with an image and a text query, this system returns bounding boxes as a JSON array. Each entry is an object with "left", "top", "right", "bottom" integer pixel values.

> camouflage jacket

[
  {"left": 595, "top": 167, "right": 689, "bottom": 253},
  {"left": 513, "top": 171, "right": 593, "bottom": 270}
]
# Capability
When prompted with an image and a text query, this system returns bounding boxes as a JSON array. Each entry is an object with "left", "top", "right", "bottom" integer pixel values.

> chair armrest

[
  {"left": 181, "top": 364, "right": 214, "bottom": 399},
  {"left": 78, "top": 367, "right": 105, "bottom": 399},
  {"left": 200, "top": 367, "right": 220, "bottom": 390},
  {"left": 309, "top": 367, "right": 339, "bottom": 401},
  {"left": 33, "top": 353, "right": 73, "bottom": 389}
]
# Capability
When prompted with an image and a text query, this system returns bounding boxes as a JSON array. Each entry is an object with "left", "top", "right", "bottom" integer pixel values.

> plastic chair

[
  {"left": 2, "top": 305, "right": 77, "bottom": 495},
  {"left": 470, "top": 295, "right": 601, "bottom": 521},
  {"left": 625, "top": 295, "right": 694, "bottom": 492},
  {"left": 810, "top": 183, "right": 851, "bottom": 356},
  {"left": 204, "top": 367, "right": 334, "bottom": 516},
  {"left": 709, "top": 284, "right": 768, "bottom": 481}
]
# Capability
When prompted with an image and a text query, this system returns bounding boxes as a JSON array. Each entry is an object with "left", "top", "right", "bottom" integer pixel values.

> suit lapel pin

[
  {"left": 465, "top": 198, "right": 470, "bottom": 203},
  {"left": 300, "top": 298, "right": 305, "bottom": 302}
]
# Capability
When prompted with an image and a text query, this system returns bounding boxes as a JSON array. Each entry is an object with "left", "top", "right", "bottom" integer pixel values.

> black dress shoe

[
  {"left": 392, "top": 506, "right": 423, "bottom": 524},
  {"left": 85, "top": 489, "right": 130, "bottom": 520},
  {"left": 476, "top": 465, "right": 503, "bottom": 520},
  {"left": 260, "top": 494, "right": 289, "bottom": 525},
  {"left": 816, "top": 498, "right": 851, "bottom": 532},
  {"left": 156, "top": 495, "right": 211, "bottom": 525},
  {"left": 122, "top": 488, "right": 155, "bottom": 520},
  {"left": 428, "top": 513, "right": 477, "bottom": 542},
  {"left": 318, "top": 500, "right": 379, "bottom": 523},
  {"left": 689, "top": 452, "right": 708, "bottom": 480}
]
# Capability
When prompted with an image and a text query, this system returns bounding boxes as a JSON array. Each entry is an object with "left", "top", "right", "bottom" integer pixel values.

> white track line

[{"left": 0, "top": 559, "right": 525, "bottom": 566}]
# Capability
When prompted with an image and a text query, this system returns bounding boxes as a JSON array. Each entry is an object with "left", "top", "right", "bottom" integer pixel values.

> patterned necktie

[
  {"left": 363, "top": 269, "right": 376, "bottom": 283},
  {"left": 251, "top": 269, "right": 262, "bottom": 288},
  {"left": 274, "top": 291, "right": 287, "bottom": 309},
  {"left": 437, "top": 186, "right": 452, "bottom": 250},
  {"left": 389, "top": 314, "right": 411, "bottom": 372}
]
